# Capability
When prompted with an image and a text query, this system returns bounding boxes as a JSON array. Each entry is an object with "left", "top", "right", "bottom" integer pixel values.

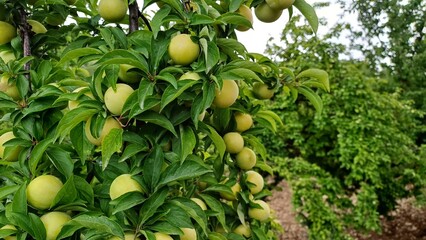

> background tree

[{"left": 263, "top": 14, "right": 426, "bottom": 239}]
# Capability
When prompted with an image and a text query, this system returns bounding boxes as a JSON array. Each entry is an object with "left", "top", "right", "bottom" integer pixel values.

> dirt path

[{"left": 268, "top": 181, "right": 426, "bottom": 240}]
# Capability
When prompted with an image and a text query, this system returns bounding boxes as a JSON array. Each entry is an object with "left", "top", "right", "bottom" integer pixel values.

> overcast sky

[{"left": 140, "top": 0, "right": 348, "bottom": 54}]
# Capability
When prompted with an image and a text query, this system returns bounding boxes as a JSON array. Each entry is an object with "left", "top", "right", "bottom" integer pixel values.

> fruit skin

[
  {"left": 180, "top": 228, "right": 197, "bottom": 240},
  {"left": 220, "top": 182, "right": 241, "bottom": 201},
  {"left": 233, "top": 224, "right": 251, "bottom": 238},
  {"left": 109, "top": 174, "right": 143, "bottom": 200},
  {"left": 104, "top": 83, "right": 134, "bottom": 115},
  {"left": 0, "top": 50, "right": 16, "bottom": 64},
  {"left": 236, "top": 5, "right": 253, "bottom": 31},
  {"left": 0, "top": 75, "right": 20, "bottom": 100},
  {"left": 109, "top": 233, "right": 141, "bottom": 240},
  {"left": 234, "top": 112, "right": 253, "bottom": 132},
  {"left": 0, "top": 131, "right": 21, "bottom": 162},
  {"left": 265, "top": 0, "right": 294, "bottom": 10},
  {"left": 0, "top": 21, "right": 16, "bottom": 45},
  {"left": 179, "top": 72, "right": 201, "bottom": 81},
  {"left": 168, "top": 34, "right": 200, "bottom": 66},
  {"left": 255, "top": 2, "right": 283, "bottom": 23},
  {"left": 213, "top": 80, "right": 239, "bottom": 108},
  {"left": 98, "top": 0, "right": 127, "bottom": 23},
  {"left": 27, "top": 20, "right": 47, "bottom": 34},
  {"left": 248, "top": 200, "right": 271, "bottom": 222},
  {"left": 1, "top": 224, "right": 17, "bottom": 240},
  {"left": 85, "top": 117, "right": 122, "bottom": 146},
  {"left": 252, "top": 82, "right": 274, "bottom": 99},
  {"left": 26, "top": 175, "right": 63, "bottom": 210},
  {"left": 223, "top": 132, "right": 244, "bottom": 154},
  {"left": 40, "top": 212, "right": 71, "bottom": 240},
  {"left": 191, "top": 197, "right": 207, "bottom": 210},
  {"left": 68, "top": 87, "right": 94, "bottom": 110},
  {"left": 245, "top": 170, "right": 264, "bottom": 194},
  {"left": 154, "top": 232, "right": 173, "bottom": 240},
  {"left": 236, "top": 147, "right": 257, "bottom": 170},
  {"left": 118, "top": 64, "right": 140, "bottom": 83}
]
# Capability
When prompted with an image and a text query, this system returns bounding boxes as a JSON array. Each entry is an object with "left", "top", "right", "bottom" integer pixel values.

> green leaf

[
  {"left": 297, "top": 85, "right": 324, "bottom": 113},
  {"left": 199, "top": 123, "right": 226, "bottom": 160},
  {"left": 297, "top": 68, "right": 330, "bottom": 92},
  {"left": 158, "top": 160, "right": 211, "bottom": 188},
  {"left": 219, "top": 68, "right": 262, "bottom": 82},
  {"left": 29, "top": 138, "right": 53, "bottom": 176},
  {"left": 143, "top": 146, "right": 164, "bottom": 191},
  {"left": 57, "top": 215, "right": 124, "bottom": 239},
  {"left": 74, "top": 176, "right": 94, "bottom": 206},
  {"left": 137, "top": 79, "right": 155, "bottom": 111},
  {"left": 0, "top": 185, "right": 20, "bottom": 200},
  {"left": 138, "top": 187, "right": 169, "bottom": 226},
  {"left": 199, "top": 194, "right": 227, "bottom": 231},
  {"left": 46, "top": 146, "right": 74, "bottom": 179},
  {"left": 96, "top": 49, "right": 149, "bottom": 75},
  {"left": 102, "top": 128, "right": 123, "bottom": 170},
  {"left": 110, "top": 192, "right": 146, "bottom": 214},
  {"left": 178, "top": 125, "right": 197, "bottom": 162},
  {"left": 52, "top": 175, "right": 78, "bottom": 208},
  {"left": 135, "top": 111, "right": 178, "bottom": 137},
  {"left": 150, "top": 5, "right": 171, "bottom": 38},
  {"left": 293, "top": 0, "right": 319, "bottom": 34},
  {"left": 170, "top": 198, "right": 208, "bottom": 235},
  {"left": 70, "top": 122, "right": 93, "bottom": 163},
  {"left": 150, "top": 33, "right": 169, "bottom": 73},
  {"left": 58, "top": 48, "right": 102, "bottom": 65},
  {"left": 12, "top": 183, "right": 27, "bottom": 214},
  {"left": 160, "top": 79, "right": 199, "bottom": 110},
  {"left": 190, "top": 14, "right": 215, "bottom": 25},
  {"left": 55, "top": 107, "right": 99, "bottom": 142}
]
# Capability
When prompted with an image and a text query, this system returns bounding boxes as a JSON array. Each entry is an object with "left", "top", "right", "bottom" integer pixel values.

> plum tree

[
  {"left": 40, "top": 212, "right": 71, "bottom": 240},
  {"left": 109, "top": 174, "right": 143, "bottom": 200},
  {"left": 246, "top": 170, "right": 264, "bottom": 194},
  {"left": 0, "top": 0, "right": 321, "bottom": 239},
  {"left": 213, "top": 80, "right": 239, "bottom": 108},
  {"left": 0, "top": 21, "right": 16, "bottom": 45},
  {"left": 0, "top": 131, "right": 20, "bottom": 162},
  {"left": 248, "top": 200, "right": 271, "bottom": 222},
  {"left": 168, "top": 34, "right": 200, "bottom": 65},
  {"left": 180, "top": 228, "right": 197, "bottom": 240},
  {"left": 98, "top": 0, "right": 127, "bottom": 23},
  {"left": 104, "top": 83, "right": 134, "bottom": 115},
  {"left": 26, "top": 175, "right": 63, "bottom": 210},
  {"left": 85, "top": 117, "right": 122, "bottom": 146},
  {"left": 236, "top": 147, "right": 257, "bottom": 170},
  {"left": 234, "top": 112, "right": 253, "bottom": 132},
  {"left": 233, "top": 224, "right": 251, "bottom": 238},
  {"left": 154, "top": 232, "right": 173, "bottom": 240},
  {"left": 0, "top": 76, "right": 20, "bottom": 100},
  {"left": 253, "top": 82, "right": 275, "bottom": 99},
  {"left": 255, "top": 2, "right": 283, "bottom": 23},
  {"left": 222, "top": 132, "right": 244, "bottom": 154},
  {"left": 265, "top": 0, "right": 295, "bottom": 10},
  {"left": 236, "top": 5, "right": 253, "bottom": 31}
]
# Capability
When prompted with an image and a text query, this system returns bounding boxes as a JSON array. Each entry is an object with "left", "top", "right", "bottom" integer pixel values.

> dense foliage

[
  {"left": 0, "top": 0, "right": 323, "bottom": 239},
  {"left": 263, "top": 16, "right": 426, "bottom": 239}
]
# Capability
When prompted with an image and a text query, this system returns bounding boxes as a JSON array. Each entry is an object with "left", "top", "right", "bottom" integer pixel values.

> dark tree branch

[
  {"left": 138, "top": 10, "right": 152, "bottom": 32},
  {"left": 18, "top": 7, "right": 32, "bottom": 92},
  {"left": 129, "top": 1, "right": 139, "bottom": 33}
]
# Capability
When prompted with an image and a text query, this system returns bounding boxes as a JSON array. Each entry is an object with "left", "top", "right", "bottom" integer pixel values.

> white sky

[{"left": 139, "top": 0, "right": 350, "bottom": 54}]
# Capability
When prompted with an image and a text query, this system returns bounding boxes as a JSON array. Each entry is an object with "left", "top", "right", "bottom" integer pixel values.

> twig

[{"left": 138, "top": 10, "right": 152, "bottom": 32}]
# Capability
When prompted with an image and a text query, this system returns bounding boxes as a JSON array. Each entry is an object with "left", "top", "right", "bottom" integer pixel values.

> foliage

[
  {"left": 0, "top": 0, "right": 323, "bottom": 239},
  {"left": 338, "top": 0, "right": 426, "bottom": 144},
  {"left": 263, "top": 15, "right": 426, "bottom": 239}
]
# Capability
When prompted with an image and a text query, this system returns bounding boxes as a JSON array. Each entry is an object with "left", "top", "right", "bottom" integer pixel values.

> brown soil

[{"left": 268, "top": 181, "right": 426, "bottom": 240}]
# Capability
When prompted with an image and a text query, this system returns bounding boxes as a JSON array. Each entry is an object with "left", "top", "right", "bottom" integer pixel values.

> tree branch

[
  {"left": 129, "top": 1, "right": 139, "bottom": 33},
  {"left": 18, "top": 8, "right": 32, "bottom": 92}
]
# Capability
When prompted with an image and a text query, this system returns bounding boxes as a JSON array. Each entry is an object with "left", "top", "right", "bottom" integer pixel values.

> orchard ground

[{"left": 269, "top": 181, "right": 426, "bottom": 240}]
